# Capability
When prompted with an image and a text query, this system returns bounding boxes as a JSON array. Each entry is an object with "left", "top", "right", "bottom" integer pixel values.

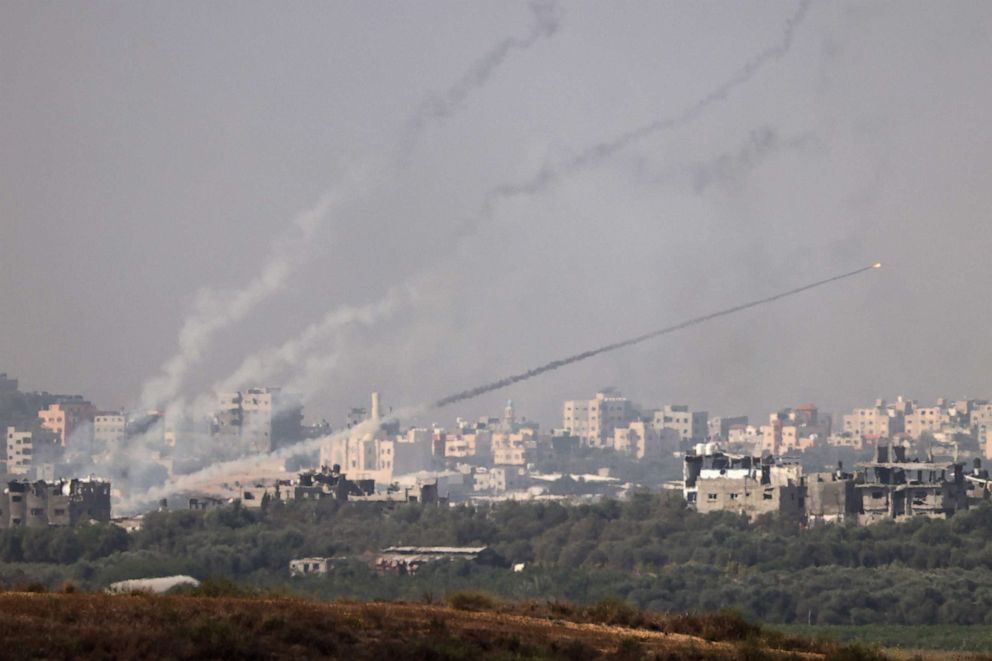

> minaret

[
  {"left": 371, "top": 391, "right": 381, "bottom": 422},
  {"left": 503, "top": 399, "right": 515, "bottom": 431}
]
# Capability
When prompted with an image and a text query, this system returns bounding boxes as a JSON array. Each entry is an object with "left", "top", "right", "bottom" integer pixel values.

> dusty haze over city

[{"left": 3, "top": 1, "right": 991, "bottom": 427}]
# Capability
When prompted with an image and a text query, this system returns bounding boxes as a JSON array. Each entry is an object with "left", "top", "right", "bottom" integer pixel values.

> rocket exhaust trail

[
  {"left": 434, "top": 263, "right": 880, "bottom": 408},
  {"left": 120, "top": 263, "right": 878, "bottom": 512}
]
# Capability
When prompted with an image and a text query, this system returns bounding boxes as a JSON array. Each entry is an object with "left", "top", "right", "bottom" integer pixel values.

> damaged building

[
  {"left": 685, "top": 443, "right": 971, "bottom": 525},
  {"left": 0, "top": 478, "right": 111, "bottom": 528},
  {"left": 806, "top": 464, "right": 860, "bottom": 524},
  {"left": 683, "top": 447, "right": 804, "bottom": 519},
  {"left": 372, "top": 546, "right": 494, "bottom": 574},
  {"left": 856, "top": 444, "right": 968, "bottom": 524},
  {"left": 287, "top": 465, "right": 376, "bottom": 501}
]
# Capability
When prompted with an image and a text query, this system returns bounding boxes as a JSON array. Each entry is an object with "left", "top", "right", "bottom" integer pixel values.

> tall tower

[
  {"left": 371, "top": 391, "right": 381, "bottom": 422},
  {"left": 502, "top": 400, "right": 515, "bottom": 431}
]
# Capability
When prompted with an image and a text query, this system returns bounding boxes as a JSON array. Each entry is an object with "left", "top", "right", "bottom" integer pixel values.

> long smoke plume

[
  {"left": 136, "top": 3, "right": 563, "bottom": 414},
  {"left": 398, "top": 0, "right": 562, "bottom": 162},
  {"left": 121, "top": 1, "right": 813, "bottom": 509},
  {"left": 435, "top": 263, "right": 879, "bottom": 408},
  {"left": 461, "top": 0, "right": 811, "bottom": 236},
  {"left": 136, "top": 185, "right": 357, "bottom": 412},
  {"left": 120, "top": 263, "right": 879, "bottom": 512},
  {"left": 192, "top": 283, "right": 417, "bottom": 416},
  {"left": 203, "top": 0, "right": 813, "bottom": 409}
]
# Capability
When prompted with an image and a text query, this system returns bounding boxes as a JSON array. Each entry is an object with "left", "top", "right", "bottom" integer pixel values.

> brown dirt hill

[{"left": 0, "top": 592, "right": 878, "bottom": 660}]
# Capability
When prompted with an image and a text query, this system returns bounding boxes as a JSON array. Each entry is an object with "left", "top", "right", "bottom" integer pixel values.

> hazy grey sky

[{"left": 3, "top": 1, "right": 991, "bottom": 426}]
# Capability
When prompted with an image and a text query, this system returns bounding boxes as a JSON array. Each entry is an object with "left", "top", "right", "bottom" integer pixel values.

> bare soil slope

[{"left": 0, "top": 592, "right": 867, "bottom": 660}]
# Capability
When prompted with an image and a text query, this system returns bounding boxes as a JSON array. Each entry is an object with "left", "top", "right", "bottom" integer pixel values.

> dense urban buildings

[{"left": 6, "top": 367, "right": 992, "bottom": 527}]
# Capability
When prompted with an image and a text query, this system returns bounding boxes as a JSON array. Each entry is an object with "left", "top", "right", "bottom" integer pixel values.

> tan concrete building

[
  {"left": 842, "top": 400, "right": 905, "bottom": 439},
  {"left": 613, "top": 421, "right": 662, "bottom": 460},
  {"left": 38, "top": 399, "right": 95, "bottom": 447},
  {"left": 0, "top": 478, "right": 111, "bottom": 528},
  {"left": 971, "top": 403, "right": 992, "bottom": 434},
  {"left": 562, "top": 391, "right": 635, "bottom": 447},
  {"left": 684, "top": 450, "right": 804, "bottom": 519},
  {"left": 827, "top": 433, "right": 866, "bottom": 450},
  {"left": 492, "top": 429, "right": 539, "bottom": 465},
  {"left": 443, "top": 429, "right": 492, "bottom": 459},
  {"left": 903, "top": 406, "right": 949, "bottom": 439},
  {"left": 708, "top": 416, "right": 749, "bottom": 441},
  {"left": 651, "top": 405, "right": 708, "bottom": 443},
  {"left": 806, "top": 472, "right": 859, "bottom": 524}
]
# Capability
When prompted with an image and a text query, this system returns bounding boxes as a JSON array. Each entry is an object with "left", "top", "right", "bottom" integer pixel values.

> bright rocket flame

[{"left": 873, "top": 262, "right": 882, "bottom": 269}]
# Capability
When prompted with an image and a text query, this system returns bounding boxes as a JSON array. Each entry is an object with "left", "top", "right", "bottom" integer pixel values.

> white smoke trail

[
  {"left": 136, "top": 3, "right": 564, "bottom": 415},
  {"left": 120, "top": 3, "right": 811, "bottom": 507},
  {"left": 188, "top": 283, "right": 417, "bottom": 417},
  {"left": 398, "top": 0, "right": 562, "bottom": 162},
  {"left": 136, "top": 176, "right": 367, "bottom": 413},
  {"left": 458, "top": 0, "right": 812, "bottom": 237},
  {"left": 119, "top": 263, "right": 881, "bottom": 513}
]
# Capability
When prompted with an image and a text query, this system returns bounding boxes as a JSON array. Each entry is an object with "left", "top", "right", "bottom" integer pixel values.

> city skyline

[{"left": 5, "top": 3, "right": 992, "bottom": 428}]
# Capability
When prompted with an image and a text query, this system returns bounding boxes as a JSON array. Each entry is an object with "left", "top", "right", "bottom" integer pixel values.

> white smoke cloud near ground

[
  {"left": 117, "top": 404, "right": 427, "bottom": 513},
  {"left": 118, "top": 263, "right": 880, "bottom": 513},
  {"left": 103, "top": 4, "right": 570, "bottom": 504},
  {"left": 117, "top": 0, "right": 817, "bottom": 503}
]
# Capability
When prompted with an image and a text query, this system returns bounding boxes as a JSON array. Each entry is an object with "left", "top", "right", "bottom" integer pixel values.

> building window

[{"left": 706, "top": 493, "right": 718, "bottom": 501}]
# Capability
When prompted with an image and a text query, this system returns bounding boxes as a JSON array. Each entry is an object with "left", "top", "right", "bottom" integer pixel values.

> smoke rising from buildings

[
  {"left": 117, "top": 404, "right": 426, "bottom": 513},
  {"left": 192, "top": 284, "right": 416, "bottom": 417},
  {"left": 99, "top": 6, "right": 569, "bottom": 500},
  {"left": 120, "top": 0, "right": 825, "bottom": 506},
  {"left": 120, "top": 264, "right": 879, "bottom": 511},
  {"left": 12, "top": 3, "right": 992, "bottom": 515},
  {"left": 135, "top": 183, "right": 361, "bottom": 413},
  {"left": 135, "top": 4, "right": 563, "bottom": 416}
]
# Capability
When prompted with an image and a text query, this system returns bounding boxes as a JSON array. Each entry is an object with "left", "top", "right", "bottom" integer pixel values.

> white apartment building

[
  {"left": 5, "top": 428, "right": 33, "bottom": 475},
  {"left": 93, "top": 413, "right": 126, "bottom": 446},
  {"left": 215, "top": 387, "right": 302, "bottom": 453}
]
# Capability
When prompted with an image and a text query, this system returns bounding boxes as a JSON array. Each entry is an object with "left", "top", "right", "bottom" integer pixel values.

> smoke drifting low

[
  {"left": 433, "top": 263, "right": 878, "bottom": 409},
  {"left": 119, "top": 264, "right": 880, "bottom": 513}
]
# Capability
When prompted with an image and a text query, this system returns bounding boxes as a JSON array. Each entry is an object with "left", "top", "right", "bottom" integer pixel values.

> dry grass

[{"left": 0, "top": 591, "right": 880, "bottom": 660}]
